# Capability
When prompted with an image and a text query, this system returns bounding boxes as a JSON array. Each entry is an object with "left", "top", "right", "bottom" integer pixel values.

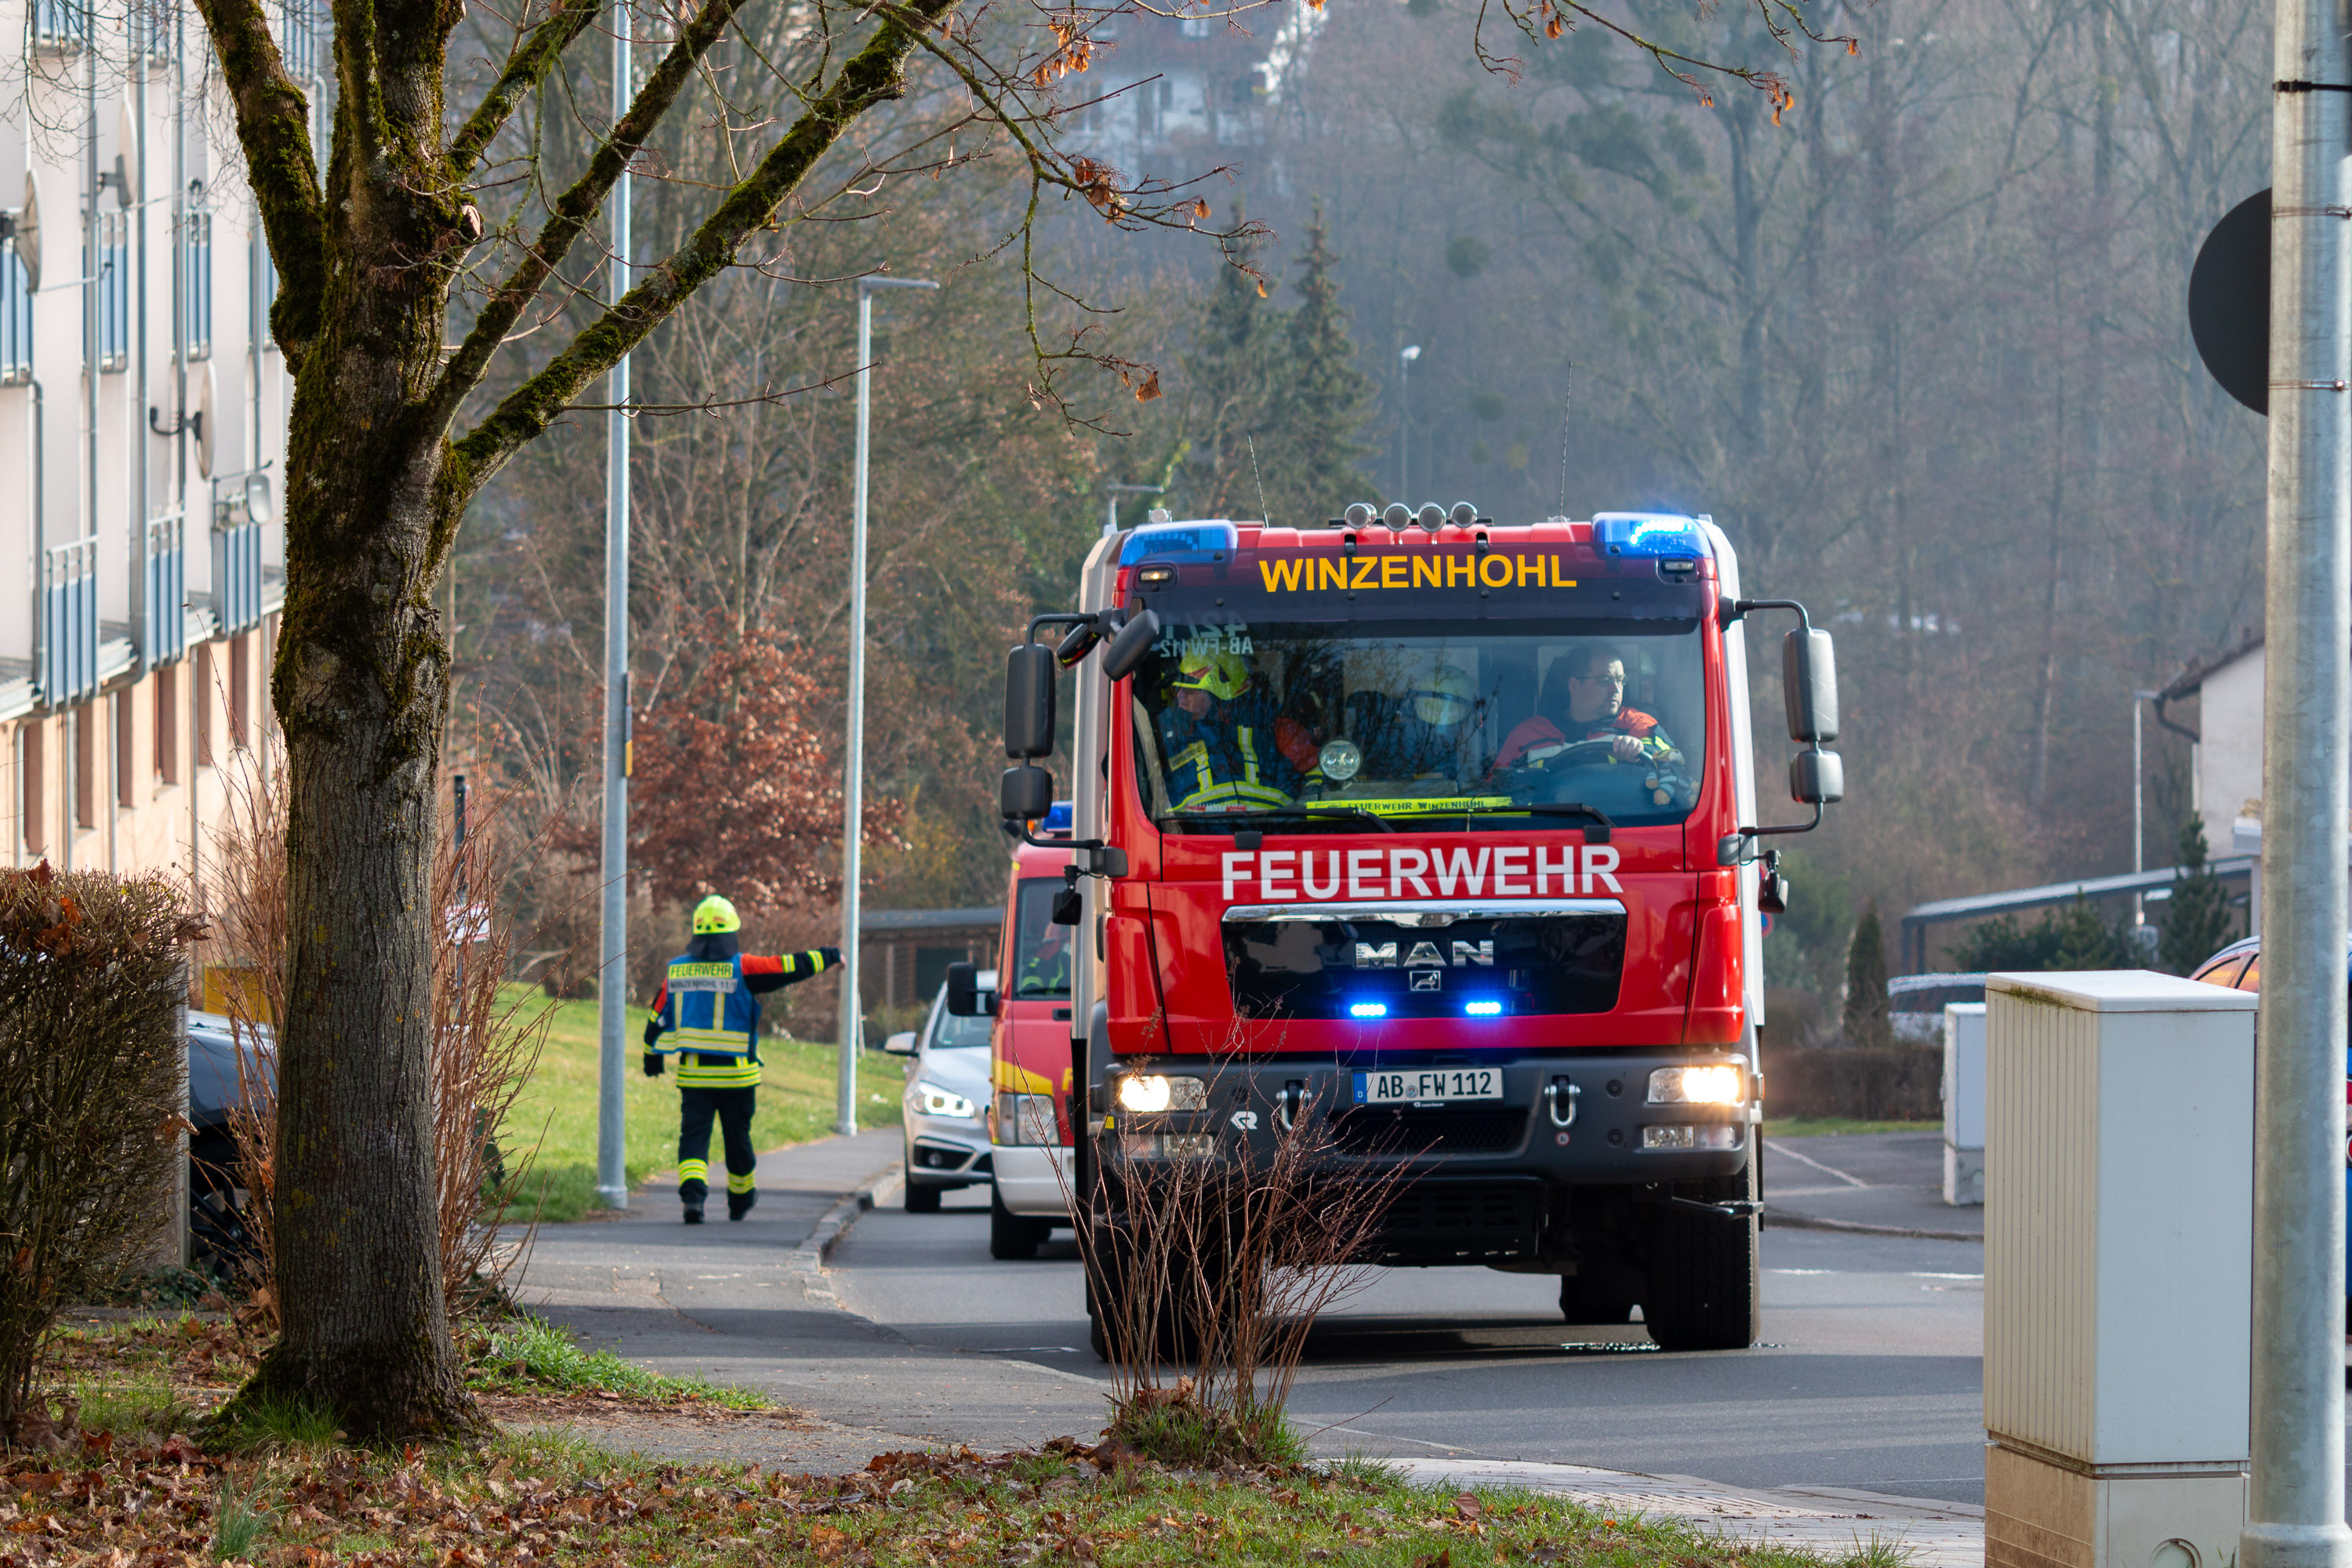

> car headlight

[
  {"left": 916, "top": 1080, "right": 978, "bottom": 1119},
  {"left": 1648, "top": 1064, "right": 1746, "bottom": 1105},
  {"left": 1115, "top": 1073, "right": 1207, "bottom": 1113}
]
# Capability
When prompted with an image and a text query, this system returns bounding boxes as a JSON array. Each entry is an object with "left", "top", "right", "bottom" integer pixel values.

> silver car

[
  {"left": 1888, "top": 973, "right": 1989, "bottom": 1045},
  {"left": 887, "top": 971, "right": 996, "bottom": 1213}
]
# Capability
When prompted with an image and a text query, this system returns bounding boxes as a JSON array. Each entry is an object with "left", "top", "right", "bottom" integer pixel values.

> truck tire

[
  {"left": 1639, "top": 1161, "right": 1761, "bottom": 1352},
  {"left": 1559, "top": 1273, "right": 1637, "bottom": 1325},
  {"left": 989, "top": 1185, "right": 1045, "bottom": 1260},
  {"left": 904, "top": 1181, "right": 942, "bottom": 1214}
]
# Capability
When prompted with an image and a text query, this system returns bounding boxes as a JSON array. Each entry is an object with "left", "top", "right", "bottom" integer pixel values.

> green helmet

[
  {"left": 692, "top": 895, "right": 742, "bottom": 935},
  {"left": 1173, "top": 648, "right": 1252, "bottom": 702}
]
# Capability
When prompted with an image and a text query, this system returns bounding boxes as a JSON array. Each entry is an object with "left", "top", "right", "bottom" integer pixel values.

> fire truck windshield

[
  {"left": 1131, "top": 616, "right": 1708, "bottom": 833},
  {"left": 1010, "top": 880, "right": 1074, "bottom": 998}
]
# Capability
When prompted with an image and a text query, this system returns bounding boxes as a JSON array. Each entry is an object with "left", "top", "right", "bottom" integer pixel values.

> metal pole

[
  {"left": 1398, "top": 344, "right": 1420, "bottom": 501},
  {"left": 838, "top": 276, "right": 937, "bottom": 1138},
  {"left": 2244, "top": 0, "right": 2352, "bottom": 1557},
  {"left": 1102, "top": 481, "right": 1164, "bottom": 538},
  {"left": 593, "top": 0, "right": 633, "bottom": 1212},
  {"left": 2131, "top": 691, "right": 2151, "bottom": 927}
]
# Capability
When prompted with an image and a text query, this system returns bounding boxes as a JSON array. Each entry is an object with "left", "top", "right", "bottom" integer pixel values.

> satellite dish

[
  {"left": 241, "top": 470, "right": 273, "bottom": 525},
  {"left": 16, "top": 171, "right": 41, "bottom": 292},
  {"left": 191, "top": 361, "right": 216, "bottom": 478},
  {"left": 114, "top": 100, "right": 139, "bottom": 208}
]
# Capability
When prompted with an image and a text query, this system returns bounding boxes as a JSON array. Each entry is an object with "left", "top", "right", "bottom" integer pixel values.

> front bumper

[
  {"left": 992, "top": 1142, "right": 1074, "bottom": 1218},
  {"left": 903, "top": 1106, "right": 991, "bottom": 1189},
  {"left": 1097, "top": 1050, "right": 1753, "bottom": 1183}
]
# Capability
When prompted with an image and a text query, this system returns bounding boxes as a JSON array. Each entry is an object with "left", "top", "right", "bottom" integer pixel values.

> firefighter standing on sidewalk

[{"left": 643, "top": 895, "right": 840, "bottom": 1223}]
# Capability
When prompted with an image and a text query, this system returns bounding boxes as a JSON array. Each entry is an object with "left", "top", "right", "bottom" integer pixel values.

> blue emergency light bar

[
  {"left": 1594, "top": 512, "right": 1708, "bottom": 560},
  {"left": 1120, "top": 521, "right": 1238, "bottom": 566}
]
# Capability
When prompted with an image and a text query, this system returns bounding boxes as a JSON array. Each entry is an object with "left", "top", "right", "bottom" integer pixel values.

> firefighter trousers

[{"left": 677, "top": 1087, "right": 757, "bottom": 1200}]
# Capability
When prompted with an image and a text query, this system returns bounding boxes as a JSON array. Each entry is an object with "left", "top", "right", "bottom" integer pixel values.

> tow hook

[
  {"left": 1276, "top": 1080, "right": 1307, "bottom": 1131},
  {"left": 1544, "top": 1076, "right": 1581, "bottom": 1128}
]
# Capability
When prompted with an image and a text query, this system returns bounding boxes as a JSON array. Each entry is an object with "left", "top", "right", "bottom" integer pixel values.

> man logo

[{"left": 1354, "top": 938, "right": 1493, "bottom": 968}]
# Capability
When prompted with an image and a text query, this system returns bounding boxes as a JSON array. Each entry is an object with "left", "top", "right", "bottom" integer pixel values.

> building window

[
  {"left": 32, "top": 0, "right": 89, "bottom": 50},
  {"left": 73, "top": 706, "right": 95, "bottom": 830},
  {"left": 19, "top": 724, "right": 43, "bottom": 857},
  {"left": 252, "top": 225, "right": 276, "bottom": 351},
  {"left": 0, "top": 220, "right": 30, "bottom": 386},
  {"left": 229, "top": 633, "right": 250, "bottom": 749},
  {"left": 115, "top": 691, "right": 135, "bottom": 808},
  {"left": 155, "top": 662, "right": 179, "bottom": 784},
  {"left": 96, "top": 209, "right": 129, "bottom": 373},
  {"left": 183, "top": 205, "right": 212, "bottom": 361},
  {"left": 196, "top": 644, "right": 214, "bottom": 767}
]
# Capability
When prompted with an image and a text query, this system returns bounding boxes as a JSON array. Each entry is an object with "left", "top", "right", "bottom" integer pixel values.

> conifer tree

[
  {"left": 2158, "top": 818, "right": 2238, "bottom": 975},
  {"left": 1181, "top": 205, "right": 1285, "bottom": 519},
  {"left": 1267, "top": 203, "right": 1381, "bottom": 522},
  {"left": 1842, "top": 902, "right": 1893, "bottom": 1050}
]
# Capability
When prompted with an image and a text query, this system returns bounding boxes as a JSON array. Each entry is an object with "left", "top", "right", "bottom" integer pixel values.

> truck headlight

[
  {"left": 1116, "top": 1073, "right": 1207, "bottom": 1112},
  {"left": 993, "top": 1092, "right": 1061, "bottom": 1145},
  {"left": 1647, "top": 1064, "right": 1745, "bottom": 1105},
  {"left": 916, "top": 1080, "right": 978, "bottom": 1119}
]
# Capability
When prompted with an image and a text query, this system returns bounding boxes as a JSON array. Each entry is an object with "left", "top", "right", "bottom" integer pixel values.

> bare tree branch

[
  {"left": 188, "top": 0, "right": 328, "bottom": 354},
  {"left": 447, "top": 0, "right": 608, "bottom": 180}
]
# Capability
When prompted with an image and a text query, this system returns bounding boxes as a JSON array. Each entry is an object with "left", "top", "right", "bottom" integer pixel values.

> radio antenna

[
  {"left": 1559, "top": 361, "right": 1573, "bottom": 519},
  {"left": 1248, "top": 434, "right": 1270, "bottom": 524}
]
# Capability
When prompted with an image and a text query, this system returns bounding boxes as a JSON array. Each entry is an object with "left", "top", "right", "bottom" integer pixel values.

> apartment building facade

[{"left": 1, "top": 0, "right": 308, "bottom": 887}]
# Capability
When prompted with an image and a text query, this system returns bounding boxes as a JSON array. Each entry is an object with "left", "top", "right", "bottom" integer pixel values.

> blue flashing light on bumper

[
  {"left": 1348, "top": 1002, "right": 1389, "bottom": 1019},
  {"left": 1463, "top": 1000, "right": 1503, "bottom": 1016}
]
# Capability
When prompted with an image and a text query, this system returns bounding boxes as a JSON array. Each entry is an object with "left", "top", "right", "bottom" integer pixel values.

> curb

[
  {"left": 1762, "top": 1208, "right": 1981, "bottom": 1243},
  {"left": 785, "top": 1161, "right": 904, "bottom": 1307}
]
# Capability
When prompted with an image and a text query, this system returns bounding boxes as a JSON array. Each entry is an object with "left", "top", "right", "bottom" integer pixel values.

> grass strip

[{"left": 470, "top": 1316, "right": 769, "bottom": 1410}]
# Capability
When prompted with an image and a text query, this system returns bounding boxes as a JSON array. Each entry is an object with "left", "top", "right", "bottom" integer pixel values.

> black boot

[
  {"left": 728, "top": 1189, "right": 756, "bottom": 1221},
  {"left": 682, "top": 1198, "right": 705, "bottom": 1225}
]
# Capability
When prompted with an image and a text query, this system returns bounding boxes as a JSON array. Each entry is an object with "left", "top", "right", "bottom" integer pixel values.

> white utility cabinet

[
  {"left": 1984, "top": 971, "right": 2255, "bottom": 1568},
  {"left": 1944, "top": 1001, "right": 1986, "bottom": 1205}
]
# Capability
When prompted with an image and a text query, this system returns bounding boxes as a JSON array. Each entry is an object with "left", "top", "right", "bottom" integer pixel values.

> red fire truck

[{"left": 973, "top": 503, "right": 1842, "bottom": 1354}]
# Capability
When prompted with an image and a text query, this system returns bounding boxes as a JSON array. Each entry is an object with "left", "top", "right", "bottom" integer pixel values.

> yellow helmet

[
  {"left": 692, "top": 895, "right": 742, "bottom": 935},
  {"left": 1173, "top": 648, "right": 1251, "bottom": 702},
  {"left": 1410, "top": 665, "right": 1476, "bottom": 727}
]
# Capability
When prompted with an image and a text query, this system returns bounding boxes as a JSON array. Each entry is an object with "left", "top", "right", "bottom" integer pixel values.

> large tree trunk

[{"left": 223, "top": 196, "right": 484, "bottom": 1441}]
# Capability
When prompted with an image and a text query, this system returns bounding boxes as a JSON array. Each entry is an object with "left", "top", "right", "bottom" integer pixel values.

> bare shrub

[
  {"left": 206, "top": 768, "right": 553, "bottom": 1326},
  {"left": 0, "top": 866, "right": 205, "bottom": 1428},
  {"left": 1065, "top": 1063, "right": 1400, "bottom": 1466}
]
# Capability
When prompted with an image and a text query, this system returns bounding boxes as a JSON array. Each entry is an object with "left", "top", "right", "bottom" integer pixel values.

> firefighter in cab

[{"left": 643, "top": 895, "right": 839, "bottom": 1223}]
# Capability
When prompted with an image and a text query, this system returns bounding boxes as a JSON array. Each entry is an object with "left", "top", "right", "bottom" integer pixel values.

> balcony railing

[
  {"left": 41, "top": 536, "right": 98, "bottom": 708},
  {"left": 212, "top": 516, "right": 263, "bottom": 635},
  {"left": 274, "top": 0, "right": 319, "bottom": 82},
  {"left": 145, "top": 514, "right": 187, "bottom": 666},
  {"left": 183, "top": 207, "right": 212, "bottom": 361},
  {"left": 33, "top": 0, "right": 89, "bottom": 50}
]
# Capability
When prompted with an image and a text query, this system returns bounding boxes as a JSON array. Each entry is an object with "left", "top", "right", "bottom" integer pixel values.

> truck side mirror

[
  {"left": 1783, "top": 629, "right": 1839, "bottom": 744},
  {"left": 946, "top": 961, "right": 996, "bottom": 1017},
  {"left": 1790, "top": 748, "right": 1844, "bottom": 805},
  {"left": 1100, "top": 609, "right": 1161, "bottom": 683},
  {"left": 1005, "top": 642, "right": 1055, "bottom": 759},
  {"left": 1002, "top": 764, "right": 1054, "bottom": 822}
]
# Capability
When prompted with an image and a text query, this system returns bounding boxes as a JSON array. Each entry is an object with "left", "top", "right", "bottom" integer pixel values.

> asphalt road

[{"left": 828, "top": 1143, "right": 1991, "bottom": 1507}]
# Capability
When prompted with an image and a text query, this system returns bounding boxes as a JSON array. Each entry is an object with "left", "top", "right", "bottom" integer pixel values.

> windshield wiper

[
  {"left": 1372, "top": 801, "right": 1616, "bottom": 842},
  {"left": 1156, "top": 807, "right": 1398, "bottom": 834}
]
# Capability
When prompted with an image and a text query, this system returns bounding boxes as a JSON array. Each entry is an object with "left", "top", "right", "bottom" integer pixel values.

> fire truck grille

[
  {"left": 1330, "top": 1106, "right": 1530, "bottom": 1156},
  {"left": 1370, "top": 1178, "right": 1545, "bottom": 1263},
  {"left": 1223, "top": 909, "right": 1624, "bottom": 1020}
]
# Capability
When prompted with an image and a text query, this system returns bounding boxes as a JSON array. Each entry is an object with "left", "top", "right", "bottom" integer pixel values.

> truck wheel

[
  {"left": 1640, "top": 1165, "right": 1761, "bottom": 1352},
  {"left": 989, "top": 1185, "right": 1044, "bottom": 1260},
  {"left": 1559, "top": 1274, "right": 1637, "bottom": 1325},
  {"left": 904, "top": 1181, "right": 942, "bottom": 1214}
]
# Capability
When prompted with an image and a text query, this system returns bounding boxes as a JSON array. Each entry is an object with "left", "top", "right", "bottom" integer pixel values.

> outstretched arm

[{"left": 742, "top": 949, "right": 843, "bottom": 994}]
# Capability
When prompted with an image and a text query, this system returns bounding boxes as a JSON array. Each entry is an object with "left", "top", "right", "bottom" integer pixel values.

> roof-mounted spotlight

[
  {"left": 1382, "top": 503, "right": 1412, "bottom": 532},
  {"left": 1415, "top": 502, "right": 1445, "bottom": 532},
  {"left": 1450, "top": 501, "right": 1477, "bottom": 528},
  {"left": 1344, "top": 502, "right": 1375, "bottom": 528}
]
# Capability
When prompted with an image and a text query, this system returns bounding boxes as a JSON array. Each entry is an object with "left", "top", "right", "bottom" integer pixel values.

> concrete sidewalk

[
  {"left": 1764, "top": 1131, "right": 1983, "bottom": 1241},
  {"left": 514, "top": 1130, "right": 1987, "bottom": 1564}
]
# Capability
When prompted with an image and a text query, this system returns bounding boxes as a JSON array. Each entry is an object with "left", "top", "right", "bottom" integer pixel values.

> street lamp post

[
  {"left": 593, "top": 0, "right": 633, "bottom": 1212},
  {"left": 837, "top": 275, "right": 938, "bottom": 1138},
  {"left": 1397, "top": 344, "right": 1421, "bottom": 502},
  {"left": 2129, "top": 689, "right": 2161, "bottom": 929},
  {"left": 1102, "top": 482, "right": 1164, "bottom": 536}
]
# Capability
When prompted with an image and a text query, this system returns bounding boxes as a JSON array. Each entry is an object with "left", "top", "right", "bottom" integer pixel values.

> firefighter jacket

[
  {"left": 1156, "top": 695, "right": 1299, "bottom": 812},
  {"left": 644, "top": 936, "right": 834, "bottom": 1089}
]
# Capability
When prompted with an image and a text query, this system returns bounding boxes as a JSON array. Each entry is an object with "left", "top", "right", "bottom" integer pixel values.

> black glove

[
  {"left": 818, "top": 946, "right": 843, "bottom": 969},
  {"left": 641, "top": 1051, "right": 665, "bottom": 1078},
  {"left": 642, "top": 1018, "right": 662, "bottom": 1048}
]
